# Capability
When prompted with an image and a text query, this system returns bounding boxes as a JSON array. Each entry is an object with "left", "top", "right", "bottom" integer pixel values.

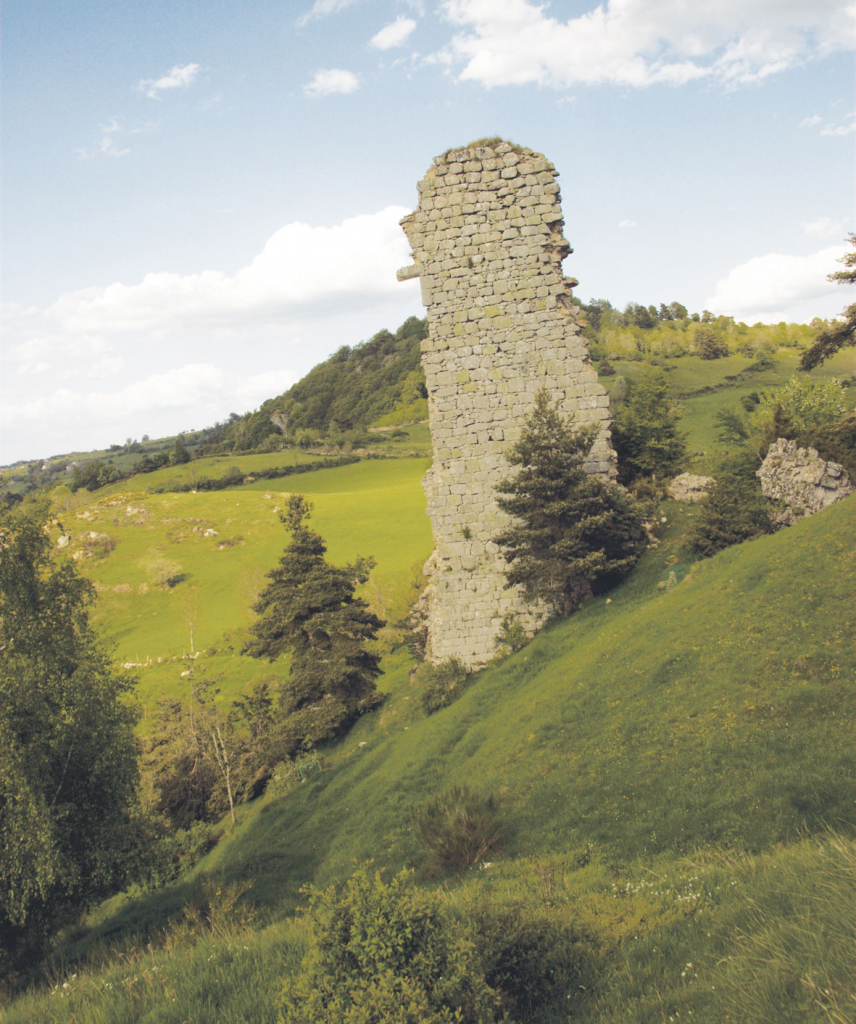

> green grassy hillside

[
  {"left": 182, "top": 495, "right": 856, "bottom": 902},
  {"left": 600, "top": 347, "right": 855, "bottom": 459},
  {"left": 4, "top": 348, "right": 855, "bottom": 1023},
  {"left": 6, "top": 491, "right": 853, "bottom": 1024}
]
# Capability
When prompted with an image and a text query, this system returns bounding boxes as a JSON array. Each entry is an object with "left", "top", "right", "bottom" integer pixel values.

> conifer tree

[
  {"left": 245, "top": 495, "right": 384, "bottom": 742},
  {"left": 801, "top": 233, "right": 856, "bottom": 369},
  {"left": 494, "top": 390, "right": 643, "bottom": 618},
  {"left": 611, "top": 367, "right": 687, "bottom": 484},
  {"left": 688, "top": 471, "right": 773, "bottom": 557},
  {"left": 172, "top": 434, "right": 191, "bottom": 464}
]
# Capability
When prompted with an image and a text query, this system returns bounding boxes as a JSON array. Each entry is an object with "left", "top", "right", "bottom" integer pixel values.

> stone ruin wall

[{"left": 398, "top": 140, "right": 615, "bottom": 669}]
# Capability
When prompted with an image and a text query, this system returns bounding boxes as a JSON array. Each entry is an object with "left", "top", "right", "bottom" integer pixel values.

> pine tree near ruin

[
  {"left": 245, "top": 495, "right": 384, "bottom": 749},
  {"left": 494, "top": 390, "right": 644, "bottom": 618}
]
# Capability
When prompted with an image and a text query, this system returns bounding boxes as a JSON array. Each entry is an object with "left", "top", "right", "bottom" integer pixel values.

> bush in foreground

[{"left": 277, "top": 866, "right": 505, "bottom": 1024}]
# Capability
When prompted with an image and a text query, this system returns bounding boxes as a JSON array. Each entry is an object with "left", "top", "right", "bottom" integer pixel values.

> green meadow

[
  {"left": 65, "top": 457, "right": 432, "bottom": 712},
  {"left": 601, "top": 348, "right": 855, "bottom": 459}
]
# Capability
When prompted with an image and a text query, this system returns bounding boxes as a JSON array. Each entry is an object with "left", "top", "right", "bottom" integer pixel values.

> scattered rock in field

[
  {"left": 668, "top": 473, "right": 714, "bottom": 502},
  {"left": 57, "top": 534, "right": 71, "bottom": 548},
  {"left": 642, "top": 522, "right": 660, "bottom": 547},
  {"left": 203, "top": 528, "right": 218, "bottom": 537},
  {"left": 757, "top": 438, "right": 852, "bottom": 523}
]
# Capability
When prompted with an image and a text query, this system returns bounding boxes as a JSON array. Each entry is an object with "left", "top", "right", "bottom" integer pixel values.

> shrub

[
  {"left": 137, "top": 821, "right": 219, "bottom": 891},
  {"left": 747, "top": 354, "right": 774, "bottom": 372},
  {"left": 494, "top": 614, "right": 529, "bottom": 655},
  {"left": 597, "top": 356, "right": 616, "bottom": 376},
  {"left": 689, "top": 473, "right": 773, "bottom": 557},
  {"left": 80, "top": 531, "right": 117, "bottom": 558},
  {"left": 413, "top": 785, "right": 504, "bottom": 873},
  {"left": 417, "top": 657, "right": 470, "bottom": 714},
  {"left": 463, "top": 902, "right": 597, "bottom": 1020},
  {"left": 277, "top": 866, "right": 504, "bottom": 1024}
]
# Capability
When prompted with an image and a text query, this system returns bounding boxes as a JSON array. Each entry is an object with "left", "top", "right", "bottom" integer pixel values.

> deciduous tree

[
  {"left": 0, "top": 501, "right": 145, "bottom": 970},
  {"left": 172, "top": 434, "right": 191, "bottom": 464}
]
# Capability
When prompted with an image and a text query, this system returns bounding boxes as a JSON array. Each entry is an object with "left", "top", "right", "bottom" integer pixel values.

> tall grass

[{"left": 6, "top": 834, "right": 854, "bottom": 1024}]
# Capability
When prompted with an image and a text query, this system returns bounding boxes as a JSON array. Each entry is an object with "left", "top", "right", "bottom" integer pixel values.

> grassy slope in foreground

[{"left": 191, "top": 494, "right": 856, "bottom": 914}]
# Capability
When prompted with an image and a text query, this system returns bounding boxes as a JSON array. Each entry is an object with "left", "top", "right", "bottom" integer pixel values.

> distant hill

[{"left": 210, "top": 315, "right": 429, "bottom": 453}]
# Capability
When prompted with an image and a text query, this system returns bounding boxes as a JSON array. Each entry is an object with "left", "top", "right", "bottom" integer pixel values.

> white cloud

[
  {"left": 820, "top": 111, "right": 856, "bottom": 136},
  {"left": 801, "top": 110, "right": 856, "bottom": 136},
  {"left": 76, "top": 118, "right": 130, "bottom": 159},
  {"left": 8, "top": 333, "right": 115, "bottom": 377},
  {"left": 1, "top": 302, "right": 39, "bottom": 321},
  {"left": 371, "top": 17, "right": 417, "bottom": 49},
  {"left": 0, "top": 364, "right": 296, "bottom": 433},
  {"left": 46, "top": 206, "right": 415, "bottom": 336},
  {"left": 139, "top": 63, "right": 200, "bottom": 99},
  {"left": 803, "top": 216, "right": 847, "bottom": 239},
  {"left": 705, "top": 246, "right": 842, "bottom": 321},
  {"left": 298, "top": 0, "right": 360, "bottom": 26},
  {"left": 303, "top": 68, "right": 360, "bottom": 97},
  {"left": 436, "top": 0, "right": 856, "bottom": 89},
  {"left": 618, "top": 219, "right": 637, "bottom": 228}
]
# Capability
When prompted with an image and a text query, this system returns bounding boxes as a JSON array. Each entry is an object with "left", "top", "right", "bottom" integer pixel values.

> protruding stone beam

[
  {"left": 397, "top": 260, "right": 431, "bottom": 305},
  {"left": 396, "top": 263, "right": 421, "bottom": 281}
]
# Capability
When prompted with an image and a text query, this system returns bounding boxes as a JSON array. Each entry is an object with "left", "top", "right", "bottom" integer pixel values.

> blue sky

[{"left": 2, "top": 0, "right": 854, "bottom": 463}]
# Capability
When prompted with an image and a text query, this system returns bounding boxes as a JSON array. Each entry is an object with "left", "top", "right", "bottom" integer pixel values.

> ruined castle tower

[{"left": 398, "top": 140, "right": 615, "bottom": 668}]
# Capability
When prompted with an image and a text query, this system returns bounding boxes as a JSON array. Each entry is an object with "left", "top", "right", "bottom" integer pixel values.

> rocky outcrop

[
  {"left": 270, "top": 412, "right": 289, "bottom": 435},
  {"left": 757, "top": 438, "right": 852, "bottom": 523},
  {"left": 668, "top": 473, "right": 714, "bottom": 502},
  {"left": 398, "top": 140, "right": 614, "bottom": 668}
]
